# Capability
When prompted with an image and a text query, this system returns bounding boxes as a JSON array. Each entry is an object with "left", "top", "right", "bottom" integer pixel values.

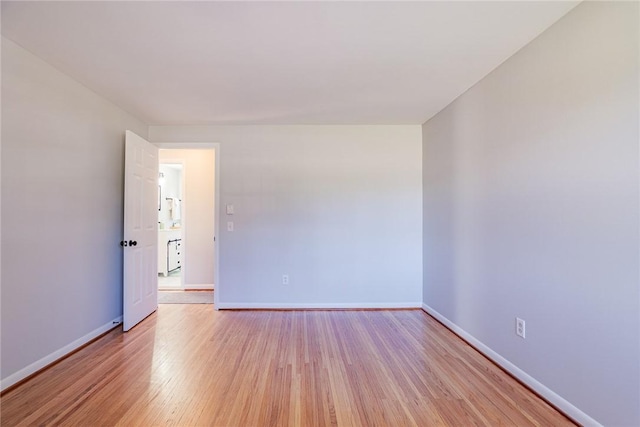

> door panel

[{"left": 123, "top": 130, "right": 158, "bottom": 331}]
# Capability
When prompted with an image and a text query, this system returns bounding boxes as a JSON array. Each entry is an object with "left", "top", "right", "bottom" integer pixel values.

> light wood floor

[{"left": 1, "top": 306, "right": 574, "bottom": 426}]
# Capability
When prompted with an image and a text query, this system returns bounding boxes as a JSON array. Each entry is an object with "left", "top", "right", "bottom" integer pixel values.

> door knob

[
  {"left": 120, "top": 240, "right": 128, "bottom": 247},
  {"left": 129, "top": 240, "right": 137, "bottom": 246}
]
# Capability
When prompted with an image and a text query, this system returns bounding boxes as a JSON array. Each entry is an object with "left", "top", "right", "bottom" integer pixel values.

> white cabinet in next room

[{"left": 158, "top": 229, "right": 182, "bottom": 276}]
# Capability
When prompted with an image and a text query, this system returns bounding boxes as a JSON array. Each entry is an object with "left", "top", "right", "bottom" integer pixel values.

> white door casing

[{"left": 123, "top": 130, "right": 158, "bottom": 331}]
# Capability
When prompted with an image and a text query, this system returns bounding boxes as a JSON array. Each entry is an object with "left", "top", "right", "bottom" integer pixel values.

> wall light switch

[
  {"left": 516, "top": 318, "right": 525, "bottom": 338},
  {"left": 227, "top": 221, "right": 234, "bottom": 232},
  {"left": 226, "top": 204, "right": 234, "bottom": 215}
]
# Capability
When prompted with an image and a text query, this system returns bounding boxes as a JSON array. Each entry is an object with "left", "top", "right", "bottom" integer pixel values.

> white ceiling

[{"left": 1, "top": 1, "right": 578, "bottom": 125}]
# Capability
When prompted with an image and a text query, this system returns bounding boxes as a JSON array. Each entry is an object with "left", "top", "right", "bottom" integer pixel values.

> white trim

[
  {"left": 421, "top": 304, "right": 602, "bottom": 427},
  {"left": 184, "top": 284, "right": 214, "bottom": 290},
  {"left": 153, "top": 142, "right": 217, "bottom": 149},
  {"left": 0, "top": 316, "right": 123, "bottom": 391},
  {"left": 218, "top": 302, "right": 421, "bottom": 310}
]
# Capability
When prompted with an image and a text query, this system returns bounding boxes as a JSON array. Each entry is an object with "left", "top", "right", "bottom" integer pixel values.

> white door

[{"left": 123, "top": 130, "right": 158, "bottom": 331}]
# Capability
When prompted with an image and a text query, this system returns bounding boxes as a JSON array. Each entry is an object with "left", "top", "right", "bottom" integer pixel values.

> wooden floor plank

[{"left": 0, "top": 306, "right": 575, "bottom": 426}]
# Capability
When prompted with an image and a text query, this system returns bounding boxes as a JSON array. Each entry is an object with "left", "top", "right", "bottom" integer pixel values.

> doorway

[{"left": 154, "top": 145, "right": 219, "bottom": 307}]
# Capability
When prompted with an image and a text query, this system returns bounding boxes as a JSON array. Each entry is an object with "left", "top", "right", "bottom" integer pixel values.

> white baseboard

[
  {"left": 217, "top": 302, "right": 421, "bottom": 310},
  {"left": 421, "top": 304, "right": 601, "bottom": 427},
  {"left": 184, "top": 284, "right": 214, "bottom": 290},
  {"left": 1, "top": 316, "right": 122, "bottom": 391}
]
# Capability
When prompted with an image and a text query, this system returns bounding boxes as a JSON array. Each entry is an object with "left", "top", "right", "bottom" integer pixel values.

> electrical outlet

[
  {"left": 516, "top": 318, "right": 526, "bottom": 338},
  {"left": 282, "top": 274, "right": 289, "bottom": 285},
  {"left": 227, "top": 221, "right": 234, "bottom": 232}
]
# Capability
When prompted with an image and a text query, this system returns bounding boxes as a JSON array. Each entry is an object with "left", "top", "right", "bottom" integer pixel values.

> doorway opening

[{"left": 155, "top": 146, "right": 218, "bottom": 307}]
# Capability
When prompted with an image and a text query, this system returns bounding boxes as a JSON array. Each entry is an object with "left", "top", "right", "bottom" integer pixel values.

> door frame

[{"left": 154, "top": 142, "right": 221, "bottom": 310}]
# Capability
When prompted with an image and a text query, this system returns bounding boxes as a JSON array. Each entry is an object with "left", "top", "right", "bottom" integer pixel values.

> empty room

[{"left": 1, "top": 1, "right": 638, "bottom": 426}]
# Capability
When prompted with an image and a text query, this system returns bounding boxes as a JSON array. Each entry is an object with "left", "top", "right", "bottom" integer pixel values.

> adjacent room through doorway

[
  {"left": 158, "top": 162, "right": 184, "bottom": 289},
  {"left": 156, "top": 148, "right": 216, "bottom": 304}
]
